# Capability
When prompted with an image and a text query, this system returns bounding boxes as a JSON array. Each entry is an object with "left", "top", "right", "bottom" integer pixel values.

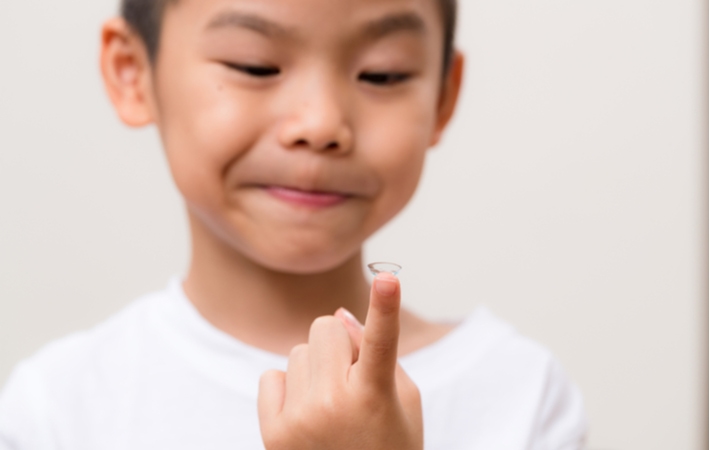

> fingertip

[
  {"left": 374, "top": 274, "right": 399, "bottom": 297},
  {"left": 335, "top": 308, "right": 364, "bottom": 362},
  {"left": 375, "top": 272, "right": 399, "bottom": 282},
  {"left": 336, "top": 307, "right": 364, "bottom": 331}
]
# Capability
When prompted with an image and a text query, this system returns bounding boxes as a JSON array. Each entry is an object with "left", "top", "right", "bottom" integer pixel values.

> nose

[{"left": 277, "top": 74, "right": 354, "bottom": 155}]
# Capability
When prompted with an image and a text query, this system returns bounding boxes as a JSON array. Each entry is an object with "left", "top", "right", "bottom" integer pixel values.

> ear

[
  {"left": 100, "top": 18, "right": 156, "bottom": 127},
  {"left": 430, "top": 50, "right": 465, "bottom": 147}
]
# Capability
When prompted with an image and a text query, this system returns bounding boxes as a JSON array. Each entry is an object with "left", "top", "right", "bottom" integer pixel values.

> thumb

[{"left": 356, "top": 272, "right": 401, "bottom": 389}]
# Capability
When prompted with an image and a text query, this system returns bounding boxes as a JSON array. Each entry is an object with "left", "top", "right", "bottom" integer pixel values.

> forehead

[{"left": 165, "top": 0, "right": 444, "bottom": 43}]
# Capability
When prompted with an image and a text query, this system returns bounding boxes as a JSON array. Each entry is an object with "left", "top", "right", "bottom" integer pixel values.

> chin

[{"left": 246, "top": 238, "right": 360, "bottom": 276}]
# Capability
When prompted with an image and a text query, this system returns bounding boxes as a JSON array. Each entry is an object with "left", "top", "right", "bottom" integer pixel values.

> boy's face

[{"left": 121, "top": 0, "right": 461, "bottom": 273}]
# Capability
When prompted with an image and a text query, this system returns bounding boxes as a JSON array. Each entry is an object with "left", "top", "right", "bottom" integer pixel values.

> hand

[{"left": 258, "top": 273, "right": 423, "bottom": 450}]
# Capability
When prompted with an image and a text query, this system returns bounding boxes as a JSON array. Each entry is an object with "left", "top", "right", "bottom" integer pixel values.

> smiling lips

[{"left": 265, "top": 185, "right": 351, "bottom": 208}]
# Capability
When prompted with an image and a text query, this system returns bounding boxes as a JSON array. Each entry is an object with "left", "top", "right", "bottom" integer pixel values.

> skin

[{"left": 100, "top": 0, "right": 464, "bottom": 447}]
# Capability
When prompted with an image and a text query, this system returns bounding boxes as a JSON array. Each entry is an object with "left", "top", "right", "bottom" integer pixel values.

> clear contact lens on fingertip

[{"left": 367, "top": 262, "right": 402, "bottom": 276}]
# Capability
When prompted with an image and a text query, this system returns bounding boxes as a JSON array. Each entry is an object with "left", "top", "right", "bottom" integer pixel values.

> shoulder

[
  {"left": 403, "top": 306, "right": 555, "bottom": 385},
  {"left": 404, "top": 307, "right": 587, "bottom": 449},
  {"left": 17, "top": 289, "right": 164, "bottom": 382},
  {"left": 480, "top": 317, "right": 587, "bottom": 448},
  {"left": 0, "top": 288, "right": 167, "bottom": 426}
]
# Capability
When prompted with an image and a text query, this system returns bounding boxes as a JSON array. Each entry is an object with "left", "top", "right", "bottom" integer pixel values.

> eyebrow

[
  {"left": 204, "top": 10, "right": 426, "bottom": 41},
  {"left": 205, "top": 11, "right": 295, "bottom": 38},
  {"left": 362, "top": 12, "right": 427, "bottom": 39}
]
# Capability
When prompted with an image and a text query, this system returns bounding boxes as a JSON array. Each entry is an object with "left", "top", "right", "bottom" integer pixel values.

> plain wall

[{"left": 0, "top": 1, "right": 706, "bottom": 449}]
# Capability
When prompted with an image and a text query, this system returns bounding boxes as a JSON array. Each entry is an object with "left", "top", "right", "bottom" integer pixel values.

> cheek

[
  {"left": 377, "top": 144, "right": 427, "bottom": 225},
  {"left": 155, "top": 65, "right": 265, "bottom": 207},
  {"left": 357, "top": 91, "right": 437, "bottom": 229}
]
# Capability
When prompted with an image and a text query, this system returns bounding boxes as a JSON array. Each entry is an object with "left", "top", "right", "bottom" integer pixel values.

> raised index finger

[{"left": 356, "top": 272, "right": 401, "bottom": 389}]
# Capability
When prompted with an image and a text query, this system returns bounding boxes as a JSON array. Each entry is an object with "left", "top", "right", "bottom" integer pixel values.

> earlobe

[
  {"left": 430, "top": 51, "right": 465, "bottom": 147},
  {"left": 100, "top": 18, "right": 156, "bottom": 127}
]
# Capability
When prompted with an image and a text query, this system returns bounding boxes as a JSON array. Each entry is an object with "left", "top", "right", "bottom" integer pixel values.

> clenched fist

[{"left": 258, "top": 273, "right": 423, "bottom": 450}]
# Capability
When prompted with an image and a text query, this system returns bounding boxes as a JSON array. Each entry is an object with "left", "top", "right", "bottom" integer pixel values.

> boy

[{"left": 0, "top": 0, "right": 587, "bottom": 448}]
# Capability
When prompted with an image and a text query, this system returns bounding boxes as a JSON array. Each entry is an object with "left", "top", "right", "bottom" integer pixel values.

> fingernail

[
  {"left": 375, "top": 276, "right": 397, "bottom": 297},
  {"left": 339, "top": 308, "right": 363, "bottom": 330}
]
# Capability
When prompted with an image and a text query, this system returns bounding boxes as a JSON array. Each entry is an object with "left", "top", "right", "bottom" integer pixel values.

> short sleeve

[
  {"left": 0, "top": 363, "right": 53, "bottom": 450},
  {"left": 530, "top": 358, "right": 588, "bottom": 450}
]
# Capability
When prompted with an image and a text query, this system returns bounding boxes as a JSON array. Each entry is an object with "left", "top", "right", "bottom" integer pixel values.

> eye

[
  {"left": 359, "top": 72, "right": 412, "bottom": 86},
  {"left": 224, "top": 63, "right": 281, "bottom": 77}
]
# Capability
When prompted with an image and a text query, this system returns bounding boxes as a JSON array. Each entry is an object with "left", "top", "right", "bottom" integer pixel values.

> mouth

[{"left": 262, "top": 185, "right": 352, "bottom": 208}]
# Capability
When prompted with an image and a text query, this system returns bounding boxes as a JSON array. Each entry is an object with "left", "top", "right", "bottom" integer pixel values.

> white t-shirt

[{"left": 0, "top": 278, "right": 587, "bottom": 450}]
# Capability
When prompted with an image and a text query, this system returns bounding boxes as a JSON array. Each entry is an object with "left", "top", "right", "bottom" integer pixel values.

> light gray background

[{"left": 0, "top": 1, "right": 706, "bottom": 449}]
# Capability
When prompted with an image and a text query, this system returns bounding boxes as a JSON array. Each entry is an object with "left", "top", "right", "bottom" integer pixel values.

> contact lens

[{"left": 367, "top": 262, "right": 402, "bottom": 276}]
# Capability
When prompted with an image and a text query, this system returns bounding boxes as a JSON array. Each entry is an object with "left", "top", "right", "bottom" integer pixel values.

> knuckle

[
  {"left": 288, "top": 344, "right": 309, "bottom": 364},
  {"left": 363, "top": 335, "right": 396, "bottom": 358},
  {"left": 289, "top": 343, "right": 308, "bottom": 360},
  {"left": 290, "top": 343, "right": 308, "bottom": 356},
  {"left": 260, "top": 369, "right": 283, "bottom": 384},
  {"left": 315, "top": 391, "right": 343, "bottom": 417},
  {"left": 312, "top": 315, "right": 339, "bottom": 330},
  {"left": 309, "top": 315, "right": 343, "bottom": 338}
]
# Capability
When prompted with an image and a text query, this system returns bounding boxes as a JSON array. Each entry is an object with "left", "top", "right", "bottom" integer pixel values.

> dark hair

[{"left": 121, "top": 0, "right": 458, "bottom": 74}]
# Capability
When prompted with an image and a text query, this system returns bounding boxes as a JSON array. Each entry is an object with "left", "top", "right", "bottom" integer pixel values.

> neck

[{"left": 182, "top": 213, "right": 371, "bottom": 356}]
